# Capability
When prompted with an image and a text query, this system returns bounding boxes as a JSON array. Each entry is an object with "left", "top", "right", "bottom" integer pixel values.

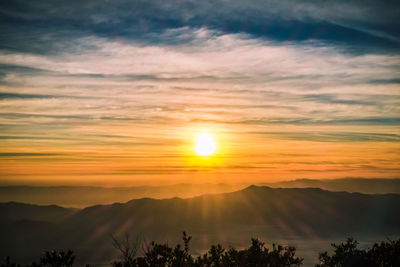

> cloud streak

[{"left": 0, "top": 0, "right": 399, "bottom": 184}]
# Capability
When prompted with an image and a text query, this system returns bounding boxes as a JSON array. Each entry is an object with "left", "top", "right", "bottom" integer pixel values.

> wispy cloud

[
  {"left": 251, "top": 131, "right": 400, "bottom": 142},
  {"left": 0, "top": 153, "right": 61, "bottom": 157},
  {"left": 0, "top": 0, "right": 399, "bottom": 184},
  {"left": 0, "top": 93, "right": 58, "bottom": 100}
]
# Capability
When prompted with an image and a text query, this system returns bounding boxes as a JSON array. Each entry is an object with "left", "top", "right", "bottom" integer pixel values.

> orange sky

[{"left": 1, "top": 113, "right": 399, "bottom": 185}]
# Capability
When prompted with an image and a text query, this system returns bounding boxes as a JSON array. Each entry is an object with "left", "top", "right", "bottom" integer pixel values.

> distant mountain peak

[{"left": 242, "top": 185, "right": 271, "bottom": 191}]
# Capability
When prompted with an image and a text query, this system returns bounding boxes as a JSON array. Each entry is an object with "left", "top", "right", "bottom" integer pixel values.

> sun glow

[{"left": 195, "top": 133, "right": 217, "bottom": 156}]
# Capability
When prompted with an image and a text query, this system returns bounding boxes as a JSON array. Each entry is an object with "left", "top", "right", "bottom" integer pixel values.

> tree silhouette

[
  {"left": 2, "top": 235, "right": 400, "bottom": 266},
  {"left": 24, "top": 250, "right": 75, "bottom": 267},
  {"left": 2, "top": 252, "right": 76, "bottom": 267},
  {"left": 0, "top": 256, "right": 20, "bottom": 267},
  {"left": 112, "top": 234, "right": 140, "bottom": 267},
  {"left": 368, "top": 238, "right": 400, "bottom": 266},
  {"left": 195, "top": 238, "right": 302, "bottom": 267},
  {"left": 112, "top": 232, "right": 303, "bottom": 267},
  {"left": 316, "top": 237, "right": 400, "bottom": 267}
]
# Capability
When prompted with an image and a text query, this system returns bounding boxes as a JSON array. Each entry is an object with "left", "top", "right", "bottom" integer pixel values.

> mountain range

[
  {"left": 1, "top": 185, "right": 399, "bottom": 265},
  {"left": 1, "top": 178, "right": 399, "bottom": 208}
]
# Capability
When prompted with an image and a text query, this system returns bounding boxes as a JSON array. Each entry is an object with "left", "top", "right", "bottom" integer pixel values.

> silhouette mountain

[
  {"left": 0, "top": 202, "right": 76, "bottom": 222},
  {"left": 0, "top": 183, "right": 245, "bottom": 207},
  {"left": 261, "top": 178, "right": 400, "bottom": 194},
  {"left": 1, "top": 178, "right": 399, "bottom": 208},
  {"left": 1, "top": 186, "right": 399, "bottom": 265},
  {"left": 63, "top": 186, "right": 400, "bottom": 238}
]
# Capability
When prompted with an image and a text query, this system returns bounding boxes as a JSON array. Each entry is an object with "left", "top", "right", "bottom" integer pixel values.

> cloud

[
  {"left": 0, "top": 153, "right": 60, "bottom": 157},
  {"left": 0, "top": 0, "right": 399, "bottom": 55},
  {"left": 0, "top": 112, "right": 143, "bottom": 122},
  {"left": 368, "top": 78, "right": 400, "bottom": 84},
  {"left": 0, "top": 92, "right": 57, "bottom": 100},
  {"left": 191, "top": 117, "right": 400, "bottom": 126},
  {"left": 251, "top": 131, "right": 400, "bottom": 142},
  {"left": 0, "top": 1, "right": 399, "bottom": 183},
  {"left": 1, "top": 33, "right": 399, "bottom": 87},
  {"left": 0, "top": 135, "right": 71, "bottom": 140},
  {"left": 300, "top": 94, "right": 376, "bottom": 106}
]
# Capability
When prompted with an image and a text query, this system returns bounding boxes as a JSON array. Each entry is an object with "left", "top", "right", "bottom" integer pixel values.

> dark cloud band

[{"left": 0, "top": 0, "right": 399, "bottom": 54}]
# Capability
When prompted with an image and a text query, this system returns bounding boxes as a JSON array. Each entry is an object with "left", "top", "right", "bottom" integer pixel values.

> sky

[{"left": 0, "top": 0, "right": 399, "bottom": 186}]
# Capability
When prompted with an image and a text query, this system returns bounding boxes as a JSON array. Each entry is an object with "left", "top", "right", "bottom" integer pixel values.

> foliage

[
  {"left": 316, "top": 237, "right": 400, "bottom": 267},
  {"left": 0, "top": 256, "right": 20, "bottom": 267},
  {"left": 1, "top": 250, "right": 75, "bottom": 267},
  {"left": 2, "top": 235, "right": 400, "bottom": 267},
  {"left": 112, "top": 234, "right": 140, "bottom": 267},
  {"left": 39, "top": 250, "right": 75, "bottom": 267},
  {"left": 112, "top": 232, "right": 303, "bottom": 267}
]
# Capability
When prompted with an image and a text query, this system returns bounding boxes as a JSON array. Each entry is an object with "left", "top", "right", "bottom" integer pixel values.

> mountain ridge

[
  {"left": 1, "top": 178, "right": 399, "bottom": 208},
  {"left": 1, "top": 185, "right": 399, "bottom": 265}
]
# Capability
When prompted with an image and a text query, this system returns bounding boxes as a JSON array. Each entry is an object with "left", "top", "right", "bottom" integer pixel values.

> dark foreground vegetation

[{"left": 1, "top": 233, "right": 399, "bottom": 267}]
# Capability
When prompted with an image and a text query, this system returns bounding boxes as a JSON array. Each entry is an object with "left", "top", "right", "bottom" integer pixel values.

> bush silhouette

[
  {"left": 27, "top": 250, "right": 75, "bottom": 267},
  {"left": 0, "top": 256, "right": 20, "bottom": 267},
  {"left": 2, "top": 235, "right": 400, "bottom": 266},
  {"left": 112, "top": 232, "right": 303, "bottom": 267},
  {"left": 1, "top": 250, "right": 75, "bottom": 267},
  {"left": 316, "top": 237, "right": 400, "bottom": 267}
]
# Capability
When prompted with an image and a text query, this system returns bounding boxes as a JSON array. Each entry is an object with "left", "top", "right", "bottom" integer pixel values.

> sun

[{"left": 195, "top": 132, "right": 217, "bottom": 156}]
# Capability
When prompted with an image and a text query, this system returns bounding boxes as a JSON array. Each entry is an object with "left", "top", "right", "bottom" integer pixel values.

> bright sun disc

[{"left": 195, "top": 133, "right": 217, "bottom": 156}]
